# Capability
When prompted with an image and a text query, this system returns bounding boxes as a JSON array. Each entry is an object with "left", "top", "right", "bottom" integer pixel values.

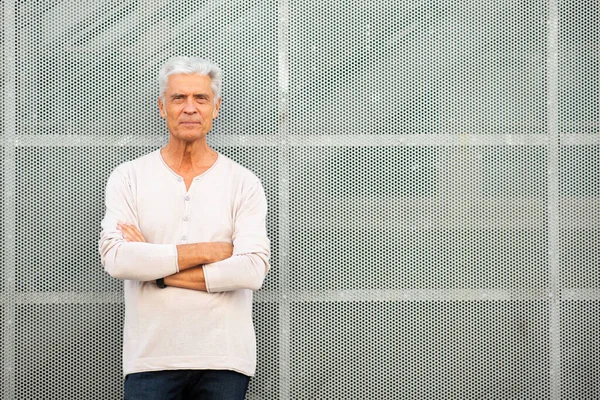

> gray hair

[{"left": 159, "top": 56, "right": 222, "bottom": 104}]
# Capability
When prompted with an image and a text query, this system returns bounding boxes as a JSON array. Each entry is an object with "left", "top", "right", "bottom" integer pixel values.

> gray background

[{"left": 1, "top": 0, "right": 599, "bottom": 399}]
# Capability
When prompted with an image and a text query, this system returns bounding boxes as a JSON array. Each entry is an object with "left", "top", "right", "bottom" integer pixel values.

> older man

[{"left": 99, "top": 57, "right": 270, "bottom": 400}]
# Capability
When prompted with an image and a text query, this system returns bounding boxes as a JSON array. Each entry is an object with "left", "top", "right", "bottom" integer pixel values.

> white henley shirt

[{"left": 99, "top": 149, "right": 270, "bottom": 377}]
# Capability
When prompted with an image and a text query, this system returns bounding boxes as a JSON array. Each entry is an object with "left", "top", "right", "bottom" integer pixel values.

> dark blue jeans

[{"left": 124, "top": 369, "right": 250, "bottom": 400}]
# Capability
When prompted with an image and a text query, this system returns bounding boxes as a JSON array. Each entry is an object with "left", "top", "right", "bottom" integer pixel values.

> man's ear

[
  {"left": 212, "top": 98, "right": 221, "bottom": 119},
  {"left": 158, "top": 97, "right": 166, "bottom": 118}
]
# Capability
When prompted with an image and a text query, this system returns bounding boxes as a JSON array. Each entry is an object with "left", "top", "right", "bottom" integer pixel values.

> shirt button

[
  {"left": 184, "top": 196, "right": 190, "bottom": 201},
  {"left": 177, "top": 177, "right": 183, "bottom": 182},
  {"left": 181, "top": 236, "right": 187, "bottom": 241},
  {"left": 183, "top": 216, "right": 189, "bottom": 221}
]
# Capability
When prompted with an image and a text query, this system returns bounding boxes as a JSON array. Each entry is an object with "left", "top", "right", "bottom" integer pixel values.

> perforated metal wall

[{"left": 1, "top": 1, "right": 598, "bottom": 399}]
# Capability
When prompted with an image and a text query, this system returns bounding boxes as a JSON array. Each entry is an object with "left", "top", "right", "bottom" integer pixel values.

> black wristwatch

[{"left": 156, "top": 278, "right": 166, "bottom": 288}]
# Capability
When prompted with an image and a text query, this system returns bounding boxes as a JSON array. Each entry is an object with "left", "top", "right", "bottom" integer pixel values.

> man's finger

[
  {"left": 117, "top": 222, "right": 147, "bottom": 243},
  {"left": 124, "top": 225, "right": 145, "bottom": 242}
]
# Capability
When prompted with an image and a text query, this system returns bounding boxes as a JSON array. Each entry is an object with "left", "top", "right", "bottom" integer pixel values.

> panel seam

[
  {"left": 547, "top": 0, "right": 561, "bottom": 398},
  {"left": 2, "top": 1, "right": 16, "bottom": 398},
  {"left": 277, "top": 0, "right": 290, "bottom": 398}
]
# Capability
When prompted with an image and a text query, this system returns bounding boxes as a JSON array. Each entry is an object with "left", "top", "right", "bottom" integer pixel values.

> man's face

[{"left": 158, "top": 73, "right": 221, "bottom": 142}]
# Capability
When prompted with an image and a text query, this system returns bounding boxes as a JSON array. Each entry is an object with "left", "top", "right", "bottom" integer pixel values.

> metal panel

[{"left": 290, "top": 301, "right": 550, "bottom": 398}]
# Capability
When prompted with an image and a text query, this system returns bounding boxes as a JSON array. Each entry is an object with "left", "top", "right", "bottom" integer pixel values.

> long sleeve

[
  {"left": 99, "top": 167, "right": 179, "bottom": 281},
  {"left": 203, "top": 179, "right": 270, "bottom": 292}
]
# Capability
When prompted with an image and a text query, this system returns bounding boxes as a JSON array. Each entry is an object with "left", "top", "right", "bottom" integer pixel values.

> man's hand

[{"left": 117, "top": 222, "right": 147, "bottom": 243}]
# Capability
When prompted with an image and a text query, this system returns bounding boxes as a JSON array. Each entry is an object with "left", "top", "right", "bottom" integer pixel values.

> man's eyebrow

[{"left": 169, "top": 93, "right": 210, "bottom": 98}]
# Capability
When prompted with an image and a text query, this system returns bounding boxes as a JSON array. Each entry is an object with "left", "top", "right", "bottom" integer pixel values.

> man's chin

[{"left": 171, "top": 131, "right": 209, "bottom": 142}]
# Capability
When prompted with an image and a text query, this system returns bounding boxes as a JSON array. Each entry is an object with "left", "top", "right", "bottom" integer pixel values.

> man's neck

[{"left": 160, "top": 137, "right": 218, "bottom": 177}]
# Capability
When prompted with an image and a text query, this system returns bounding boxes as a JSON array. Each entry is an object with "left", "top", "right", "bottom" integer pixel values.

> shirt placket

[{"left": 181, "top": 192, "right": 191, "bottom": 243}]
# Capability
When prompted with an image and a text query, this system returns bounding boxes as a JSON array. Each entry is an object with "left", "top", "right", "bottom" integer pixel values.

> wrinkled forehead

[{"left": 165, "top": 73, "right": 215, "bottom": 95}]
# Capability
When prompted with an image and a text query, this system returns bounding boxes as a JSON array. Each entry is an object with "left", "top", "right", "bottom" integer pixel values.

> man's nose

[{"left": 183, "top": 98, "right": 196, "bottom": 113}]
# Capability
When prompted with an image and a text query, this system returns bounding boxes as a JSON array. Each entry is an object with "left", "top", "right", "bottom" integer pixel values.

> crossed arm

[{"left": 117, "top": 222, "right": 231, "bottom": 291}]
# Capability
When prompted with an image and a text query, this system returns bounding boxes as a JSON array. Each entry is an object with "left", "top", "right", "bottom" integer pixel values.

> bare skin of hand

[{"left": 117, "top": 222, "right": 146, "bottom": 243}]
